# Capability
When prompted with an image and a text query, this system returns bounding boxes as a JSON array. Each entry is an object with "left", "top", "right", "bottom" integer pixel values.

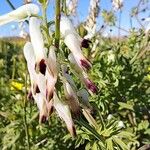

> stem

[
  {"left": 23, "top": 69, "right": 30, "bottom": 150},
  {"left": 55, "top": 0, "right": 61, "bottom": 48},
  {"left": 6, "top": 0, "right": 15, "bottom": 10},
  {"left": 41, "top": 3, "right": 51, "bottom": 45},
  {"left": 118, "top": 10, "right": 122, "bottom": 41}
]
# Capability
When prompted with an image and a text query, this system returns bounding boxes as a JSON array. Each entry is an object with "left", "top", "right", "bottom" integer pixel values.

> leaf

[
  {"left": 106, "top": 138, "right": 113, "bottom": 150},
  {"left": 113, "top": 137, "right": 128, "bottom": 150},
  {"left": 138, "top": 120, "right": 149, "bottom": 131},
  {"left": 118, "top": 102, "right": 134, "bottom": 111}
]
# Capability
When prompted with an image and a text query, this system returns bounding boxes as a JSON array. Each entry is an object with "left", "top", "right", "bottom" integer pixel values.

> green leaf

[
  {"left": 113, "top": 137, "right": 128, "bottom": 150},
  {"left": 118, "top": 102, "right": 134, "bottom": 111},
  {"left": 106, "top": 138, "right": 114, "bottom": 150},
  {"left": 138, "top": 120, "right": 149, "bottom": 131}
]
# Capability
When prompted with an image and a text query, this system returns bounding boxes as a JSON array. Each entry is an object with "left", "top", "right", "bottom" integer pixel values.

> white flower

[
  {"left": 29, "top": 17, "right": 47, "bottom": 75},
  {"left": 53, "top": 91, "right": 76, "bottom": 137},
  {"left": 33, "top": 92, "right": 49, "bottom": 123},
  {"left": 118, "top": 121, "right": 125, "bottom": 128},
  {"left": 107, "top": 50, "right": 115, "bottom": 63},
  {"left": 66, "top": 0, "right": 78, "bottom": 16},
  {"left": 61, "top": 65, "right": 80, "bottom": 114},
  {"left": 68, "top": 53, "right": 98, "bottom": 94},
  {"left": 107, "top": 114, "right": 113, "bottom": 120},
  {"left": 84, "top": 24, "right": 96, "bottom": 39},
  {"left": 23, "top": 42, "right": 48, "bottom": 123},
  {"left": 112, "top": 0, "right": 123, "bottom": 10},
  {"left": 61, "top": 65, "right": 76, "bottom": 89},
  {"left": 60, "top": 16, "right": 91, "bottom": 70},
  {"left": 0, "top": 4, "right": 39, "bottom": 26},
  {"left": 23, "top": 42, "right": 46, "bottom": 97}
]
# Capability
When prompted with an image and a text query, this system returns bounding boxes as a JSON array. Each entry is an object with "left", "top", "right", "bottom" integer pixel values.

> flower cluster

[
  {"left": 112, "top": 0, "right": 123, "bottom": 11},
  {"left": 84, "top": 0, "right": 100, "bottom": 39},
  {"left": 66, "top": 0, "right": 78, "bottom": 16},
  {"left": 0, "top": 3, "right": 98, "bottom": 136}
]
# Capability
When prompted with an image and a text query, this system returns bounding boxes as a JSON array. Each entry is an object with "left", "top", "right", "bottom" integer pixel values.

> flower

[
  {"left": 33, "top": 92, "right": 49, "bottom": 123},
  {"left": 66, "top": 0, "right": 78, "bottom": 16},
  {"left": 29, "top": 17, "right": 47, "bottom": 75},
  {"left": 60, "top": 16, "right": 91, "bottom": 70},
  {"left": 10, "top": 81, "right": 23, "bottom": 91},
  {"left": 53, "top": 91, "right": 76, "bottom": 137},
  {"left": 112, "top": 0, "right": 123, "bottom": 10},
  {"left": 68, "top": 53, "right": 98, "bottom": 94},
  {"left": 0, "top": 4, "right": 39, "bottom": 26},
  {"left": 23, "top": 42, "right": 48, "bottom": 123},
  {"left": 107, "top": 114, "right": 113, "bottom": 120},
  {"left": 118, "top": 121, "right": 125, "bottom": 128}
]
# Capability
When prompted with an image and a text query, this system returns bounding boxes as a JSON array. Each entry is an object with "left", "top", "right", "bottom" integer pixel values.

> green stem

[
  {"left": 55, "top": 0, "right": 61, "bottom": 48},
  {"left": 42, "top": 4, "right": 51, "bottom": 46},
  {"left": 6, "top": 0, "right": 15, "bottom": 10},
  {"left": 23, "top": 69, "right": 30, "bottom": 150}
]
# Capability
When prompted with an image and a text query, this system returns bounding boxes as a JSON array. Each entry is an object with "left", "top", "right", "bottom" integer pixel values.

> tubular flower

[
  {"left": 53, "top": 91, "right": 76, "bottom": 137},
  {"left": 20, "top": 11, "right": 97, "bottom": 136},
  {"left": 62, "top": 66, "right": 80, "bottom": 115},
  {"left": 0, "top": 4, "right": 39, "bottom": 26},
  {"left": 29, "top": 17, "right": 47, "bottom": 75},
  {"left": 32, "top": 93, "right": 49, "bottom": 123},
  {"left": 23, "top": 42, "right": 46, "bottom": 97},
  {"left": 68, "top": 53, "right": 98, "bottom": 94},
  {"left": 23, "top": 42, "right": 48, "bottom": 123},
  {"left": 60, "top": 16, "right": 91, "bottom": 70}
]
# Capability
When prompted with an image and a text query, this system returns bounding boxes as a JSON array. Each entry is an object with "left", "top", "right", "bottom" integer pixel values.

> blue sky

[{"left": 0, "top": 0, "right": 149, "bottom": 37}]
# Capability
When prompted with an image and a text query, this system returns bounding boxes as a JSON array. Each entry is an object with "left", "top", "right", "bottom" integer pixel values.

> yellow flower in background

[
  {"left": 10, "top": 81, "right": 23, "bottom": 91},
  {"left": 147, "top": 74, "right": 150, "bottom": 81},
  {"left": 148, "top": 66, "right": 150, "bottom": 72}
]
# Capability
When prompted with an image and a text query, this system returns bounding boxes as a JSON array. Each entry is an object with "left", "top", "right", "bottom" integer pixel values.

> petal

[
  {"left": 64, "top": 82, "right": 80, "bottom": 115},
  {"left": 45, "top": 70, "right": 57, "bottom": 101},
  {"left": 53, "top": 91, "right": 76, "bottom": 137},
  {"left": 46, "top": 46, "right": 57, "bottom": 78},
  {"left": 29, "top": 17, "right": 47, "bottom": 74}
]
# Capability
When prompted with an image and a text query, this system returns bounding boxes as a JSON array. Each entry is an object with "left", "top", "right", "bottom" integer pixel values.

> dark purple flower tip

[
  {"left": 39, "top": 59, "right": 46, "bottom": 75},
  {"left": 81, "top": 39, "right": 92, "bottom": 48},
  {"left": 36, "top": 85, "right": 40, "bottom": 94},
  {"left": 40, "top": 115, "right": 47, "bottom": 124},
  {"left": 85, "top": 79, "right": 98, "bottom": 94},
  {"left": 80, "top": 59, "right": 91, "bottom": 70},
  {"left": 27, "top": 90, "right": 34, "bottom": 101}
]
